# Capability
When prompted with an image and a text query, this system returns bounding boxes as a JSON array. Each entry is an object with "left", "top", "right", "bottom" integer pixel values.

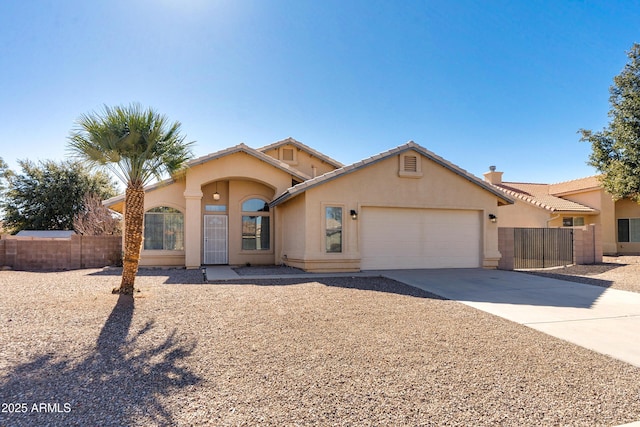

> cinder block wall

[
  {"left": 573, "top": 224, "right": 602, "bottom": 265},
  {"left": 498, "top": 225, "right": 602, "bottom": 270},
  {"left": 497, "top": 227, "right": 514, "bottom": 270},
  {"left": 79, "top": 235, "right": 123, "bottom": 268},
  {"left": 0, "top": 235, "right": 122, "bottom": 271}
]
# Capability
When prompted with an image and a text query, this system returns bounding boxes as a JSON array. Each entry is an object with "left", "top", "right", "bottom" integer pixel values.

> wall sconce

[
  {"left": 213, "top": 182, "right": 221, "bottom": 201},
  {"left": 350, "top": 209, "right": 358, "bottom": 220},
  {"left": 488, "top": 214, "right": 497, "bottom": 223}
]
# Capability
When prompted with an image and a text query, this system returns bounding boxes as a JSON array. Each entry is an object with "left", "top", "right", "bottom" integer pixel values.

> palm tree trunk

[{"left": 116, "top": 186, "right": 145, "bottom": 295}]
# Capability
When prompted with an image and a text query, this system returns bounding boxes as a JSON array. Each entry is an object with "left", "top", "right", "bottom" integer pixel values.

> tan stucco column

[
  {"left": 184, "top": 190, "right": 203, "bottom": 269},
  {"left": 483, "top": 215, "right": 501, "bottom": 269}
]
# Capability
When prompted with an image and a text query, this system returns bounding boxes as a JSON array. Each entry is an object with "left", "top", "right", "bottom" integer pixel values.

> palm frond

[{"left": 67, "top": 103, "right": 195, "bottom": 188}]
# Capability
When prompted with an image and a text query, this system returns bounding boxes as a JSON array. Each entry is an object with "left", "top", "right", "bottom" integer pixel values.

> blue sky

[{"left": 1, "top": 0, "right": 638, "bottom": 184}]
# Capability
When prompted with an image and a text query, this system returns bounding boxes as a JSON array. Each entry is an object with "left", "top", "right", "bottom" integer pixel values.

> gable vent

[
  {"left": 282, "top": 148, "right": 294, "bottom": 161},
  {"left": 403, "top": 155, "right": 418, "bottom": 172}
]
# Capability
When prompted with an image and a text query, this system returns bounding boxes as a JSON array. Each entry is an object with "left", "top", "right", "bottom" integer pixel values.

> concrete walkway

[
  {"left": 379, "top": 268, "right": 640, "bottom": 369},
  {"left": 205, "top": 266, "right": 374, "bottom": 281}
]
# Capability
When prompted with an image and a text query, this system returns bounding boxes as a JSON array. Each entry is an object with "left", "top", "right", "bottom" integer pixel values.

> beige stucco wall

[
  {"left": 134, "top": 151, "right": 298, "bottom": 267},
  {"left": 185, "top": 152, "right": 294, "bottom": 195},
  {"left": 546, "top": 213, "right": 599, "bottom": 228},
  {"left": 182, "top": 152, "right": 298, "bottom": 267},
  {"left": 262, "top": 144, "right": 337, "bottom": 178},
  {"left": 228, "top": 180, "right": 275, "bottom": 265},
  {"left": 139, "top": 179, "right": 187, "bottom": 266},
  {"left": 495, "top": 199, "right": 553, "bottom": 228},
  {"left": 561, "top": 189, "right": 617, "bottom": 254},
  {"left": 274, "top": 193, "right": 307, "bottom": 265},
  {"left": 277, "top": 151, "right": 503, "bottom": 271}
]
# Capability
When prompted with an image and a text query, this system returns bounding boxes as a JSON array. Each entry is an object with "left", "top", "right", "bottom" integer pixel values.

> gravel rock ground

[
  {"left": 524, "top": 256, "right": 640, "bottom": 293},
  {"left": 2, "top": 268, "right": 640, "bottom": 426}
]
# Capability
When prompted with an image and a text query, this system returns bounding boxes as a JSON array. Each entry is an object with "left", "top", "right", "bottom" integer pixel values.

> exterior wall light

[
  {"left": 213, "top": 182, "right": 221, "bottom": 200},
  {"left": 489, "top": 214, "right": 497, "bottom": 223},
  {"left": 350, "top": 209, "right": 358, "bottom": 220}
]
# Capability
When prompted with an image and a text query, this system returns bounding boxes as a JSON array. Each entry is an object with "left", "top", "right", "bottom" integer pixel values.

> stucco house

[
  {"left": 483, "top": 167, "right": 640, "bottom": 255},
  {"left": 105, "top": 138, "right": 513, "bottom": 272}
]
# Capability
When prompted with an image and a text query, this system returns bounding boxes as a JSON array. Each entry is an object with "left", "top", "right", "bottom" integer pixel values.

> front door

[{"left": 203, "top": 215, "right": 228, "bottom": 264}]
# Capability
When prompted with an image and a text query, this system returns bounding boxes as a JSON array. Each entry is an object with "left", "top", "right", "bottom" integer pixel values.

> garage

[{"left": 360, "top": 207, "right": 482, "bottom": 270}]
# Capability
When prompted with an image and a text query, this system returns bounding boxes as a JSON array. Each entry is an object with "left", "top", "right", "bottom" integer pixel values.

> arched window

[
  {"left": 241, "top": 198, "right": 270, "bottom": 250},
  {"left": 144, "top": 207, "right": 184, "bottom": 250}
]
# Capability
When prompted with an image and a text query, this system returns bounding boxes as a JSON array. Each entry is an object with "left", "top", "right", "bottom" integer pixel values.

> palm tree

[{"left": 68, "top": 104, "right": 194, "bottom": 294}]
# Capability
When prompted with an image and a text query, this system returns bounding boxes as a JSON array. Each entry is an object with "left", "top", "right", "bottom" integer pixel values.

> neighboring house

[
  {"left": 104, "top": 138, "right": 513, "bottom": 272},
  {"left": 484, "top": 167, "right": 640, "bottom": 255}
]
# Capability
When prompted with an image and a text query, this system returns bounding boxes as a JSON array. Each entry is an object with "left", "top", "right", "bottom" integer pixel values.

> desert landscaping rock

[
  {"left": 525, "top": 256, "right": 640, "bottom": 294},
  {"left": 2, "top": 268, "right": 640, "bottom": 426}
]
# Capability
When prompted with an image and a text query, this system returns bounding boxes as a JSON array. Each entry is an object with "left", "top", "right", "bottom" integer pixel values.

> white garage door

[{"left": 361, "top": 207, "right": 481, "bottom": 270}]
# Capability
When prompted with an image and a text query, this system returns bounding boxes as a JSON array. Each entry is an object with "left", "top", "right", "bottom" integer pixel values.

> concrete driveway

[{"left": 379, "top": 268, "right": 640, "bottom": 368}]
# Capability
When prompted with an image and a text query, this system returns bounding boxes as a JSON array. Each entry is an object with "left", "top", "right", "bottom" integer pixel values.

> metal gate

[
  {"left": 513, "top": 228, "right": 573, "bottom": 269},
  {"left": 203, "top": 215, "right": 228, "bottom": 264}
]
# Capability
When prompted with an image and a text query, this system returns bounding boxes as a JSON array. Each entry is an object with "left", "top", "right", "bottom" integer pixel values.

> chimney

[{"left": 483, "top": 165, "right": 503, "bottom": 185}]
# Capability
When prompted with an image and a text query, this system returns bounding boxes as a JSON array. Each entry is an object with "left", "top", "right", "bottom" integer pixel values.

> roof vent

[{"left": 489, "top": 165, "right": 496, "bottom": 172}]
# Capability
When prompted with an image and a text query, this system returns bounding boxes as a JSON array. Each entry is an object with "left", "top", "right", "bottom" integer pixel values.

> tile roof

[
  {"left": 189, "top": 143, "right": 311, "bottom": 181},
  {"left": 257, "top": 137, "right": 344, "bottom": 169},
  {"left": 549, "top": 175, "right": 601, "bottom": 196},
  {"left": 104, "top": 143, "right": 311, "bottom": 208},
  {"left": 494, "top": 182, "right": 598, "bottom": 213},
  {"left": 270, "top": 141, "right": 514, "bottom": 207}
]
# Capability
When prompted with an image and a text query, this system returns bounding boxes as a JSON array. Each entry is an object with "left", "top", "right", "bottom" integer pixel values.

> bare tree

[{"left": 73, "top": 193, "right": 122, "bottom": 236}]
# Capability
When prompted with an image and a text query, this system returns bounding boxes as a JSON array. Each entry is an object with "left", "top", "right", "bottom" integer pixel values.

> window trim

[
  {"left": 143, "top": 206, "right": 185, "bottom": 251},
  {"left": 618, "top": 218, "right": 640, "bottom": 242},
  {"left": 324, "top": 205, "right": 344, "bottom": 254},
  {"left": 562, "top": 216, "right": 585, "bottom": 227},
  {"left": 240, "top": 197, "right": 271, "bottom": 252}
]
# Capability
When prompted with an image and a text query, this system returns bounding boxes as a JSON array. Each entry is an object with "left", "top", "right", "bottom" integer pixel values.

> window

[
  {"left": 144, "top": 207, "right": 184, "bottom": 250},
  {"left": 562, "top": 217, "right": 585, "bottom": 227},
  {"left": 241, "top": 198, "right": 270, "bottom": 250},
  {"left": 205, "top": 205, "right": 227, "bottom": 212},
  {"left": 618, "top": 218, "right": 640, "bottom": 242},
  {"left": 325, "top": 207, "right": 343, "bottom": 253}
]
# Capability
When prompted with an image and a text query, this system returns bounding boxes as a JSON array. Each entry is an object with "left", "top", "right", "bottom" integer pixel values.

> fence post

[
  {"left": 69, "top": 235, "right": 82, "bottom": 269},
  {"left": 497, "top": 227, "right": 514, "bottom": 270},
  {"left": 5, "top": 239, "right": 17, "bottom": 269}
]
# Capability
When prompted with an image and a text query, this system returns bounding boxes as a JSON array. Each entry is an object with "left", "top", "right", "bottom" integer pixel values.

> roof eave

[
  {"left": 271, "top": 142, "right": 515, "bottom": 207},
  {"left": 257, "top": 137, "right": 345, "bottom": 169}
]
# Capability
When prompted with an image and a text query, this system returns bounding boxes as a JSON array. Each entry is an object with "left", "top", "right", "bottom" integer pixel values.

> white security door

[
  {"left": 204, "top": 215, "right": 228, "bottom": 264},
  {"left": 361, "top": 207, "right": 481, "bottom": 270}
]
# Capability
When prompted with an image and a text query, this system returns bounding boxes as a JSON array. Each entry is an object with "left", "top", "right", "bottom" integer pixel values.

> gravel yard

[
  {"left": 2, "top": 268, "right": 640, "bottom": 426},
  {"left": 525, "top": 256, "right": 640, "bottom": 293}
]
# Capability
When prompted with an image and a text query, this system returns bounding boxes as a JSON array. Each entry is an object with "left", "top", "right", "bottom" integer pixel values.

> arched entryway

[{"left": 201, "top": 179, "right": 275, "bottom": 265}]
